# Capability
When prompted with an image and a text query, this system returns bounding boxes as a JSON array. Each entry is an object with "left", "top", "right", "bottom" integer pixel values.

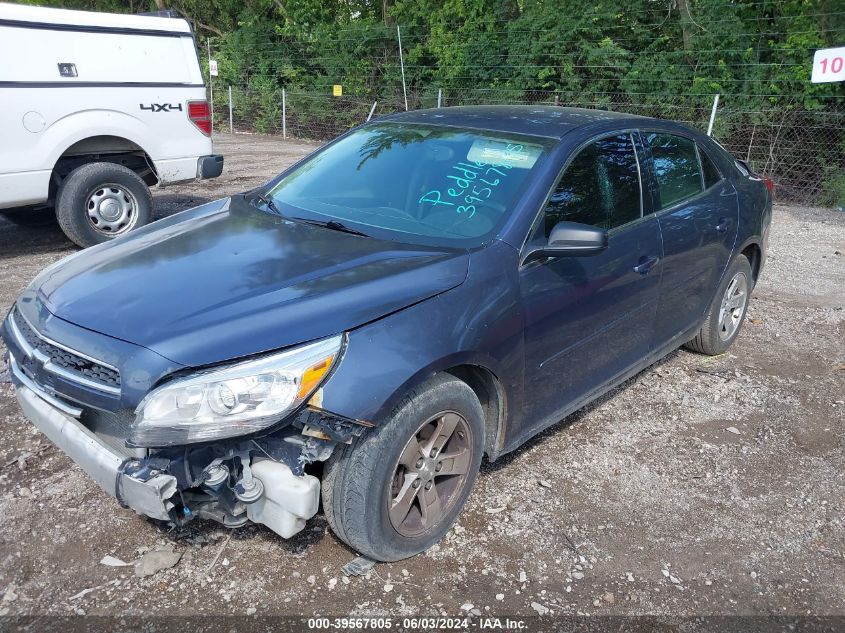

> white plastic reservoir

[{"left": 246, "top": 459, "right": 320, "bottom": 539}]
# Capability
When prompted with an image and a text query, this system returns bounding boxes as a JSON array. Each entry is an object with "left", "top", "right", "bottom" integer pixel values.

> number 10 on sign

[{"left": 811, "top": 47, "right": 845, "bottom": 83}]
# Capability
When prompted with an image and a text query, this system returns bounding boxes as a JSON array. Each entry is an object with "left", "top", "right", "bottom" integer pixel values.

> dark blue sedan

[{"left": 1, "top": 106, "right": 772, "bottom": 561}]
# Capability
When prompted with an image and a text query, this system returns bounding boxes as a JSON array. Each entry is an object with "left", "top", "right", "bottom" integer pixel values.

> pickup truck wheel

[
  {"left": 322, "top": 374, "right": 484, "bottom": 561},
  {"left": 684, "top": 254, "right": 753, "bottom": 356},
  {"left": 56, "top": 163, "right": 152, "bottom": 248}
]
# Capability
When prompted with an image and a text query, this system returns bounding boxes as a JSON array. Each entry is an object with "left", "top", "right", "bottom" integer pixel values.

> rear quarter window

[
  {"left": 698, "top": 146, "right": 723, "bottom": 189},
  {"left": 646, "top": 133, "right": 703, "bottom": 208}
]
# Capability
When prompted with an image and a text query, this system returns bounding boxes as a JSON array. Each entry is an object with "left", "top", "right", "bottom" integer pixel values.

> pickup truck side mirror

[{"left": 523, "top": 221, "right": 609, "bottom": 263}]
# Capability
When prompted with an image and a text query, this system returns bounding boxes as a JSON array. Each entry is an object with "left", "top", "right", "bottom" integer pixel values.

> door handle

[
  {"left": 633, "top": 255, "right": 660, "bottom": 275},
  {"left": 716, "top": 217, "right": 731, "bottom": 233}
]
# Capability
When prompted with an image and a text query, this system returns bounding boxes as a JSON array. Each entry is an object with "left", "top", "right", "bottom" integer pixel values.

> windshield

[{"left": 266, "top": 122, "right": 553, "bottom": 246}]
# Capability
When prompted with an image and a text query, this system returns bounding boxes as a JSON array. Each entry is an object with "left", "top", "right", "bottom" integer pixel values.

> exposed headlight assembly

[{"left": 131, "top": 335, "right": 344, "bottom": 447}]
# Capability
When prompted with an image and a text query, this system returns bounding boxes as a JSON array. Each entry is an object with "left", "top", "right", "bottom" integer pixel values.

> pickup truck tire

[
  {"left": 56, "top": 162, "right": 153, "bottom": 248},
  {"left": 685, "top": 254, "right": 753, "bottom": 356},
  {"left": 322, "top": 374, "right": 484, "bottom": 561},
  {"left": 0, "top": 205, "right": 56, "bottom": 227}
]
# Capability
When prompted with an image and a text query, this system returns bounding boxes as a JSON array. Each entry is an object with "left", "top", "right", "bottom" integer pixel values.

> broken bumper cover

[{"left": 14, "top": 384, "right": 178, "bottom": 521}]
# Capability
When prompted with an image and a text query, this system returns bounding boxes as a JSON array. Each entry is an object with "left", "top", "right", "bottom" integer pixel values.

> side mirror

[{"left": 524, "top": 221, "right": 608, "bottom": 263}]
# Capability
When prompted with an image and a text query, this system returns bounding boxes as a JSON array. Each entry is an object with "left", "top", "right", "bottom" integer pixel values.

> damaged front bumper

[
  {"left": 15, "top": 383, "right": 179, "bottom": 521},
  {"left": 2, "top": 302, "right": 368, "bottom": 540},
  {"left": 11, "top": 372, "right": 344, "bottom": 538}
]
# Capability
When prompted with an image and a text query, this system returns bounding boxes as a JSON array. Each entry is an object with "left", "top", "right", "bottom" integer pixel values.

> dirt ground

[{"left": 0, "top": 133, "right": 843, "bottom": 624}]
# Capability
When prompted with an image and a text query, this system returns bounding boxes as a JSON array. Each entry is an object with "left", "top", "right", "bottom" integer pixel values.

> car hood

[{"left": 35, "top": 196, "right": 469, "bottom": 366}]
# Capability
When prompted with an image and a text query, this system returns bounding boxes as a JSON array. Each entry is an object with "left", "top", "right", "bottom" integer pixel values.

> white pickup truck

[{"left": 0, "top": 3, "right": 223, "bottom": 247}]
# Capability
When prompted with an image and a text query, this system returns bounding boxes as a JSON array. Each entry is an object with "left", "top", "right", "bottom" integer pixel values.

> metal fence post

[
  {"left": 282, "top": 88, "right": 287, "bottom": 139},
  {"left": 437, "top": 88, "right": 442, "bottom": 108},
  {"left": 206, "top": 39, "right": 214, "bottom": 132},
  {"left": 228, "top": 86, "right": 233, "bottom": 134},
  {"left": 396, "top": 25, "right": 409, "bottom": 111},
  {"left": 367, "top": 102, "right": 378, "bottom": 122},
  {"left": 707, "top": 93, "right": 720, "bottom": 136},
  {"left": 746, "top": 124, "right": 757, "bottom": 163}
]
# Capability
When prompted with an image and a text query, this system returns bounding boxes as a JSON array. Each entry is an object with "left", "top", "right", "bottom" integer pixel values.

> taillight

[
  {"left": 763, "top": 177, "right": 774, "bottom": 195},
  {"left": 187, "top": 100, "right": 211, "bottom": 136}
]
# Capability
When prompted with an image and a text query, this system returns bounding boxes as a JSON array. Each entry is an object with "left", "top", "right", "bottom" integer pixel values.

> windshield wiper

[
  {"left": 248, "top": 192, "right": 282, "bottom": 216},
  {"left": 288, "top": 217, "right": 370, "bottom": 237}
]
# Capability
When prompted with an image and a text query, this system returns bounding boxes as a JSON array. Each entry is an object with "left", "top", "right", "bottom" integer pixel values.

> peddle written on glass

[{"left": 417, "top": 141, "right": 541, "bottom": 219}]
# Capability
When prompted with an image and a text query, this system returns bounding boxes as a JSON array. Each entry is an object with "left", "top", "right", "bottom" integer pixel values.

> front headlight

[{"left": 131, "top": 335, "right": 344, "bottom": 447}]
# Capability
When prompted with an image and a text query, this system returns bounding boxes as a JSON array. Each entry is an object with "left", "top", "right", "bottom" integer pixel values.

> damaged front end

[
  {"left": 123, "top": 407, "right": 367, "bottom": 537},
  {"left": 4, "top": 311, "right": 367, "bottom": 539},
  {"left": 13, "top": 369, "right": 367, "bottom": 538}
]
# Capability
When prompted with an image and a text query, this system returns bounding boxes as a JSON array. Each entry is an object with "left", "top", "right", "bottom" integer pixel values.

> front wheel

[
  {"left": 56, "top": 162, "right": 153, "bottom": 248},
  {"left": 684, "top": 254, "right": 753, "bottom": 356},
  {"left": 322, "top": 374, "right": 485, "bottom": 561}
]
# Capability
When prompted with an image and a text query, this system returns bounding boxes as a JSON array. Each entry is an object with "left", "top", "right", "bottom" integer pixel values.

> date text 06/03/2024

[{"left": 306, "top": 616, "right": 529, "bottom": 630}]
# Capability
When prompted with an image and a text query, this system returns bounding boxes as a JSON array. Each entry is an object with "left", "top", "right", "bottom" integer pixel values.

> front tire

[
  {"left": 322, "top": 374, "right": 485, "bottom": 561},
  {"left": 56, "top": 162, "right": 153, "bottom": 248},
  {"left": 685, "top": 254, "right": 753, "bottom": 356}
]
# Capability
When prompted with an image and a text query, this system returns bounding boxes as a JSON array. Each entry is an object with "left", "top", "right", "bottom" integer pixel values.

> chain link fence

[{"left": 206, "top": 56, "right": 845, "bottom": 207}]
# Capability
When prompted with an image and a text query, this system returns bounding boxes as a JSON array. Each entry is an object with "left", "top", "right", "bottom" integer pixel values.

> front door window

[{"left": 544, "top": 133, "right": 642, "bottom": 235}]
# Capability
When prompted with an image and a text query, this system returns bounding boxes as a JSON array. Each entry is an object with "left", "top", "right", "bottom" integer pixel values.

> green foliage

[
  {"left": 39, "top": 0, "right": 844, "bottom": 112},
  {"left": 33, "top": 0, "right": 845, "bottom": 201},
  {"left": 821, "top": 169, "right": 845, "bottom": 208}
]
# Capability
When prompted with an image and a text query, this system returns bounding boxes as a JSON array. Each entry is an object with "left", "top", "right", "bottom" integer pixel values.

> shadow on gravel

[
  {"left": 0, "top": 194, "right": 215, "bottom": 258},
  {"left": 155, "top": 513, "right": 335, "bottom": 556},
  {"left": 152, "top": 193, "right": 214, "bottom": 220},
  {"left": 0, "top": 218, "right": 72, "bottom": 258},
  {"left": 481, "top": 349, "right": 682, "bottom": 474}
]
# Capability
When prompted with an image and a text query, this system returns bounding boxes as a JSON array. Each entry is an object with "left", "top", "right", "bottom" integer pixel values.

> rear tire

[
  {"left": 322, "top": 374, "right": 485, "bottom": 561},
  {"left": 684, "top": 254, "right": 753, "bottom": 356},
  {"left": 56, "top": 162, "right": 153, "bottom": 248}
]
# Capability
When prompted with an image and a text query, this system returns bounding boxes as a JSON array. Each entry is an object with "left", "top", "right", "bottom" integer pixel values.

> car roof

[{"left": 379, "top": 105, "right": 653, "bottom": 140}]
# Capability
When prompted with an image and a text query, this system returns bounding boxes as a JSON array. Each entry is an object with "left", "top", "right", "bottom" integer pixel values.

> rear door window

[
  {"left": 646, "top": 133, "right": 703, "bottom": 208},
  {"left": 544, "top": 133, "right": 642, "bottom": 235}
]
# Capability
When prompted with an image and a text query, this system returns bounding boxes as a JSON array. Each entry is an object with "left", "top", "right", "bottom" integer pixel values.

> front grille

[{"left": 11, "top": 307, "right": 121, "bottom": 392}]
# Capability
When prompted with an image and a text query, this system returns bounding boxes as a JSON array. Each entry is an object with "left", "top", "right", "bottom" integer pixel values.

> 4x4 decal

[{"left": 140, "top": 103, "right": 183, "bottom": 112}]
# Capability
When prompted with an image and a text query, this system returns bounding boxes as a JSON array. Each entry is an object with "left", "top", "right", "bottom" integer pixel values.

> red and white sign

[{"left": 811, "top": 47, "right": 845, "bottom": 83}]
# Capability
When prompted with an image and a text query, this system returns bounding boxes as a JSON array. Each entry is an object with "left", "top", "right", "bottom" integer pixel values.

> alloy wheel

[
  {"left": 388, "top": 411, "right": 474, "bottom": 537},
  {"left": 718, "top": 272, "right": 749, "bottom": 341}
]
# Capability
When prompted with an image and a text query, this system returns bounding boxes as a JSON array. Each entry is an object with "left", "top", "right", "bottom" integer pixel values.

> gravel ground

[{"left": 0, "top": 133, "right": 842, "bottom": 623}]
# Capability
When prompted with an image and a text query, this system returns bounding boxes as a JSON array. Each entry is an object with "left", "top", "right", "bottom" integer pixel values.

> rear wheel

[
  {"left": 56, "top": 162, "right": 153, "bottom": 248},
  {"left": 322, "top": 374, "right": 484, "bottom": 561},
  {"left": 685, "top": 254, "right": 753, "bottom": 355}
]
